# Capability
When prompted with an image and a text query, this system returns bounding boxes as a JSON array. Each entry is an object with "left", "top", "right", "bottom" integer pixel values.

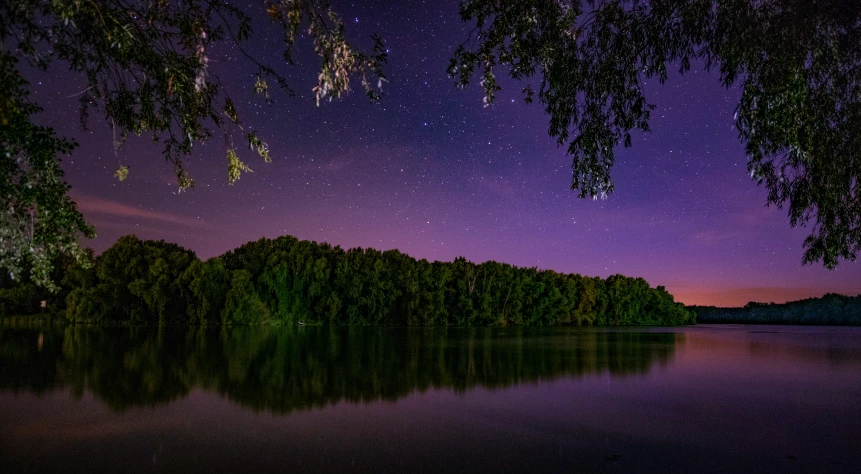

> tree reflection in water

[{"left": 0, "top": 325, "right": 681, "bottom": 414}]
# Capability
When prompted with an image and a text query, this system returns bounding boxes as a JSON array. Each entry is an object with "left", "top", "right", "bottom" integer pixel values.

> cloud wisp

[{"left": 73, "top": 194, "right": 206, "bottom": 228}]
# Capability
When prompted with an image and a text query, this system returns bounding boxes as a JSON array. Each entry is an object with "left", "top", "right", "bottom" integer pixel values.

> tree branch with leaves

[
  {"left": 450, "top": 0, "right": 861, "bottom": 268},
  {"left": 1, "top": 0, "right": 386, "bottom": 286}
]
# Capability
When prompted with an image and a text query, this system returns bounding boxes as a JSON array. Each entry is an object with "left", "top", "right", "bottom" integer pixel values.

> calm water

[{"left": 1, "top": 324, "right": 860, "bottom": 473}]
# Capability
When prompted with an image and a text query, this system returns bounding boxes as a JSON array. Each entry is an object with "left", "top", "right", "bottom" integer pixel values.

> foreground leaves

[
  {"left": 0, "top": 0, "right": 386, "bottom": 286},
  {"left": 451, "top": 0, "right": 861, "bottom": 267},
  {"left": 0, "top": 53, "right": 95, "bottom": 290}
]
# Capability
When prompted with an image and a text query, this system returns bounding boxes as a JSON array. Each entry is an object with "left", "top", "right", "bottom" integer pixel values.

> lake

[{"left": 1, "top": 324, "right": 860, "bottom": 472}]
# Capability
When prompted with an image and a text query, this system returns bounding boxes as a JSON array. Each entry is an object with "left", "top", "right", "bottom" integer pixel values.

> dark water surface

[{"left": 1, "top": 324, "right": 860, "bottom": 472}]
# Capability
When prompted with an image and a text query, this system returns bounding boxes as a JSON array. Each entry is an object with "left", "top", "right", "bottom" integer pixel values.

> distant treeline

[
  {"left": 1, "top": 234, "right": 693, "bottom": 326},
  {"left": 691, "top": 293, "right": 861, "bottom": 325}
]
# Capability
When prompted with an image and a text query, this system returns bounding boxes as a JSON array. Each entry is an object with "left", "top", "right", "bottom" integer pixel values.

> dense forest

[
  {"left": 691, "top": 293, "right": 861, "bottom": 325},
  {"left": 0, "top": 325, "right": 681, "bottom": 413},
  {"left": 0, "top": 234, "right": 694, "bottom": 326}
]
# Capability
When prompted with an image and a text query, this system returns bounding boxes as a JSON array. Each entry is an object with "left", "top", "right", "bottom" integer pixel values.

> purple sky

[{"left": 31, "top": 0, "right": 861, "bottom": 306}]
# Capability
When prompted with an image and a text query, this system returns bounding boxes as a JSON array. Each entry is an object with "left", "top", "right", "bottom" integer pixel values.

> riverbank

[{"left": 0, "top": 313, "right": 64, "bottom": 327}]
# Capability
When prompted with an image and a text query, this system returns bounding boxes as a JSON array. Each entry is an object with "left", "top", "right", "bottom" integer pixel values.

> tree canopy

[
  {"left": 2, "top": 0, "right": 860, "bottom": 288},
  {"left": 1, "top": 233, "right": 695, "bottom": 326}
]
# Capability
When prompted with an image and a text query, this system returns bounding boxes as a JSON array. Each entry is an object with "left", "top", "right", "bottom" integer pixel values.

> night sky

[{"left": 30, "top": 0, "right": 861, "bottom": 306}]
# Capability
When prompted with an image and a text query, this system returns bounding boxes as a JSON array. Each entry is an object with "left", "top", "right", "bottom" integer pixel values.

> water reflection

[{"left": 0, "top": 325, "right": 681, "bottom": 414}]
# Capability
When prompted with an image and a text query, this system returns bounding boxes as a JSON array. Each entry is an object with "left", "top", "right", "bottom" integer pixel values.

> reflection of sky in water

[{"left": 2, "top": 325, "right": 861, "bottom": 472}]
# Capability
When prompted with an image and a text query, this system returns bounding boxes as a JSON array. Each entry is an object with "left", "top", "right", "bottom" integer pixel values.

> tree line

[
  {"left": 692, "top": 293, "right": 861, "bottom": 325},
  {"left": 0, "top": 325, "right": 681, "bottom": 413},
  {"left": 1, "top": 234, "right": 694, "bottom": 326}
]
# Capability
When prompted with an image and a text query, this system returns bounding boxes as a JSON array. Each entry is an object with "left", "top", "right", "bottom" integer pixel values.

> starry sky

[{"left": 30, "top": 0, "right": 861, "bottom": 306}]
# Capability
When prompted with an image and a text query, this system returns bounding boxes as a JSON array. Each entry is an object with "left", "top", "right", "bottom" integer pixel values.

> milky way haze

[{"left": 29, "top": 0, "right": 861, "bottom": 306}]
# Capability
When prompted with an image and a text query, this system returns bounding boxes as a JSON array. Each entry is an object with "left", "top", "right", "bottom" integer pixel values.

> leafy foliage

[
  {"left": 221, "top": 269, "right": 270, "bottom": 324},
  {"left": 65, "top": 235, "right": 196, "bottom": 324},
  {"left": 178, "top": 259, "right": 230, "bottom": 324},
  {"left": 0, "top": 283, "right": 41, "bottom": 317},
  {"left": 450, "top": 0, "right": 861, "bottom": 267},
  {"left": 0, "top": 53, "right": 95, "bottom": 290},
  {"left": 1, "top": 0, "right": 387, "bottom": 188}
]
